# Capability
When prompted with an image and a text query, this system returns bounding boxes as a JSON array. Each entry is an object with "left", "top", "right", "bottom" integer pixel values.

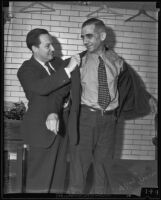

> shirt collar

[
  {"left": 86, "top": 47, "right": 106, "bottom": 60},
  {"left": 34, "top": 57, "right": 46, "bottom": 67}
]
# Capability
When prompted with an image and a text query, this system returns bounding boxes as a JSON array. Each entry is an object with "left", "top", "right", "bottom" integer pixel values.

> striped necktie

[
  {"left": 98, "top": 56, "right": 111, "bottom": 110},
  {"left": 45, "top": 62, "right": 54, "bottom": 75}
]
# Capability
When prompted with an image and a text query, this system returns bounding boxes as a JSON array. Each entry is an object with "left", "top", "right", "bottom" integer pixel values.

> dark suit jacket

[
  {"left": 67, "top": 50, "right": 151, "bottom": 145},
  {"left": 17, "top": 56, "right": 70, "bottom": 148}
]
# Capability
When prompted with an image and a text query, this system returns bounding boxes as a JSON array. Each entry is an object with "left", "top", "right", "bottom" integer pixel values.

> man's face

[
  {"left": 81, "top": 24, "right": 105, "bottom": 53},
  {"left": 33, "top": 34, "right": 55, "bottom": 63}
]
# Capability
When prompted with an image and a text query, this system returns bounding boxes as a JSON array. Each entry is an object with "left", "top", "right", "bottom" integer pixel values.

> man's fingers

[
  {"left": 50, "top": 119, "right": 57, "bottom": 134},
  {"left": 56, "top": 120, "right": 59, "bottom": 132},
  {"left": 46, "top": 119, "right": 58, "bottom": 135}
]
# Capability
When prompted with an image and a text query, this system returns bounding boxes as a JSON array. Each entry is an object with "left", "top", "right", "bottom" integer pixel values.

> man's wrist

[{"left": 64, "top": 67, "right": 71, "bottom": 78}]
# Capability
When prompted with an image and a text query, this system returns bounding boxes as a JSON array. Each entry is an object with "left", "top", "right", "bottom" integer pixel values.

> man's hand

[
  {"left": 149, "top": 96, "right": 157, "bottom": 114},
  {"left": 65, "top": 54, "right": 81, "bottom": 73},
  {"left": 46, "top": 113, "right": 59, "bottom": 135}
]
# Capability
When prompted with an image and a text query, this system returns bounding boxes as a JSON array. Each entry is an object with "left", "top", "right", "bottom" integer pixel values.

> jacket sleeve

[
  {"left": 17, "top": 61, "right": 70, "bottom": 96},
  {"left": 116, "top": 62, "right": 151, "bottom": 120}
]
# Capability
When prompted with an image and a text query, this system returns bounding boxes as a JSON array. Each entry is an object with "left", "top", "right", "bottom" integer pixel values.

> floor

[{"left": 4, "top": 159, "right": 158, "bottom": 197}]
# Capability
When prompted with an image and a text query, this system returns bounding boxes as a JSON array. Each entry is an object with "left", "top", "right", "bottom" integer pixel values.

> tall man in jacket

[
  {"left": 67, "top": 18, "right": 157, "bottom": 194},
  {"left": 17, "top": 28, "right": 80, "bottom": 193}
]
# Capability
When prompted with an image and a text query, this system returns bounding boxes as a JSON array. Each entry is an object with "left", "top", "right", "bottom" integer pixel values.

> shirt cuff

[{"left": 64, "top": 68, "right": 71, "bottom": 78}]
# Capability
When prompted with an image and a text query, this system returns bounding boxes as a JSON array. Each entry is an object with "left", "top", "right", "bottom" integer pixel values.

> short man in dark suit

[{"left": 17, "top": 28, "right": 80, "bottom": 193}]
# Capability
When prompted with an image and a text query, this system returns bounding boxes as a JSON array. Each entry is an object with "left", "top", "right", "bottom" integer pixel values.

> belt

[{"left": 81, "top": 104, "right": 115, "bottom": 116}]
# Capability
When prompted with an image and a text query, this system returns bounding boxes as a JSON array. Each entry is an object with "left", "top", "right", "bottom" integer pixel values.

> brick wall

[{"left": 4, "top": 2, "right": 158, "bottom": 160}]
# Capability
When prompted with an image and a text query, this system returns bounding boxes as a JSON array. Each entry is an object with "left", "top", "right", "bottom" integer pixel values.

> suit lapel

[{"left": 30, "top": 56, "right": 51, "bottom": 76}]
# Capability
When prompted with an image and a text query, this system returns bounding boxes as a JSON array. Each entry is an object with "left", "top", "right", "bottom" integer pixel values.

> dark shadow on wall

[
  {"left": 51, "top": 36, "right": 63, "bottom": 57},
  {"left": 113, "top": 61, "right": 153, "bottom": 159},
  {"left": 103, "top": 25, "right": 153, "bottom": 159},
  {"left": 105, "top": 26, "right": 116, "bottom": 50}
]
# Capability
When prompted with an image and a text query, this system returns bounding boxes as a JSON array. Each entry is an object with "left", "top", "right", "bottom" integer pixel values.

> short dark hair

[
  {"left": 26, "top": 28, "right": 49, "bottom": 51},
  {"left": 82, "top": 18, "right": 106, "bottom": 32}
]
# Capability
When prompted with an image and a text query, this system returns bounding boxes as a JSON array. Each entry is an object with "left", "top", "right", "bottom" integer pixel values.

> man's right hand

[
  {"left": 46, "top": 113, "right": 59, "bottom": 135},
  {"left": 65, "top": 54, "right": 81, "bottom": 73}
]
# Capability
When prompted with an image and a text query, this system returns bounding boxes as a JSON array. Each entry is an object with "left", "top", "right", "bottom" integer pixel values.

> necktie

[
  {"left": 98, "top": 56, "right": 111, "bottom": 110},
  {"left": 45, "top": 62, "right": 55, "bottom": 75}
]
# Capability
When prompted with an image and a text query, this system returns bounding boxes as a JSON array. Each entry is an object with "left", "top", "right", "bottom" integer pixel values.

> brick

[
  {"left": 123, "top": 129, "right": 133, "bottom": 134},
  {"left": 11, "top": 91, "right": 25, "bottom": 97},
  {"left": 72, "top": 5, "right": 89, "bottom": 11},
  {"left": 68, "top": 39, "right": 83, "bottom": 45},
  {"left": 69, "top": 28, "right": 81, "bottom": 34},
  {"left": 60, "top": 33, "right": 77, "bottom": 39},
  {"left": 116, "top": 26, "right": 133, "bottom": 32},
  {"left": 11, "top": 80, "right": 21, "bottom": 86},
  {"left": 4, "top": 91, "right": 11, "bottom": 96},
  {"left": 139, "top": 155, "right": 155, "bottom": 160},
  {"left": 133, "top": 129, "right": 151, "bottom": 135},
  {"left": 124, "top": 124, "right": 142, "bottom": 129},
  {"left": 140, "top": 145, "right": 155, "bottom": 151},
  {"left": 61, "top": 50, "right": 68, "bottom": 55},
  {"left": 5, "top": 63, "right": 22, "bottom": 69},
  {"left": 67, "top": 50, "right": 80, "bottom": 56},
  {"left": 123, "top": 54, "right": 140, "bottom": 60},
  {"left": 53, "top": 3, "right": 71, "bottom": 10},
  {"left": 77, "top": 46, "right": 86, "bottom": 51},
  {"left": 139, "top": 66, "right": 157, "bottom": 73},
  {"left": 133, "top": 26, "right": 151, "bottom": 33},
  {"left": 49, "top": 32, "right": 59, "bottom": 38},
  {"left": 132, "top": 140, "right": 151, "bottom": 145},
  {"left": 123, "top": 139, "right": 133, "bottom": 145},
  {"left": 13, "top": 18, "right": 23, "bottom": 24},
  {"left": 57, "top": 38, "right": 68, "bottom": 44},
  {"left": 148, "top": 50, "right": 158, "bottom": 56},
  {"left": 5, "top": 69, "right": 11, "bottom": 74},
  {"left": 132, "top": 150, "right": 148, "bottom": 155},
  {"left": 4, "top": 74, "right": 18, "bottom": 80},
  {"left": 51, "top": 26, "right": 69, "bottom": 33},
  {"left": 4, "top": 80, "right": 11, "bottom": 85},
  {"left": 15, "top": 13, "right": 31, "bottom": 19},
  {"left": 134, "top": 119, "right": 152, "bottom": 125},
  {"left": 124, "top": 134, "right": 142, "bottom": 140},
  {"left": 13, "top": 24, "right": 32, "bottom": 30},
  {"left": 42, "top": 20, "right": 60, "bottom": 26},
  {"left": 61, "top": 44, "right": 77, "bottom": 50},
  {"left": 6, "top": 52, "right": 22, "bottom": 58},
  {"left": 61, "top": 10, "right": 79, "bottom": 16},
  {"left": 12, "top": 58, "right": 25, "bottom": 64},
  {"left": 120, "top": 155, "right": 140, "bottom": 159},
  {"left": 140, "top": 56, "right": 157, "bottom": 62},
  {"left": 123, "top": 144, "right": 140, "bottom": 150},
  {"left": 32, "top": 13, "right": 50, "bottom": 20},
  {"left": 51, "top": 15, "right": 69, "bottom": 21},
  {"left": 124, "top": 32, "right": 141, "bottom": 38},
  {"left": 5, "top": 97, "right": 20, "bottom": 102},
  {"left": 142, "top": 135, "right": 155, "bottom": 140},
  {"left": 131, "top": 49, "right": 148, "bottom": 55},
  {"left": 22, "top": 54, "right": 32, "bottom": 59},
  {"left": 60, "top": 21, "right": 79, "bottom": 27},
  {"left": 5, "top": 85, "right": 20, "bottom": 91},
  {"left": 121, "top": 149, "right": 132, "bottom": 154},
  {"left": 148, "top": 151, "right": 156, "bottom": 156},
  {"left": 6, "top": 41, "right": 22, "bottom": 47}
]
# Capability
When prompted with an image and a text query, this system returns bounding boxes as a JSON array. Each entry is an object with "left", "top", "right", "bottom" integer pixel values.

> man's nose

[{"left": 83, "top": 37, "right": 88, "bottom": 45}]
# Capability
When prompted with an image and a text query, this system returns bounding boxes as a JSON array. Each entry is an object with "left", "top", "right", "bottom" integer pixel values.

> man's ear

[
  {"left": 32, "top": 46, "right": 38, "bottom": 53},
  {"left": 100, "top": 31, "right": 107, "bottom": 41}
]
